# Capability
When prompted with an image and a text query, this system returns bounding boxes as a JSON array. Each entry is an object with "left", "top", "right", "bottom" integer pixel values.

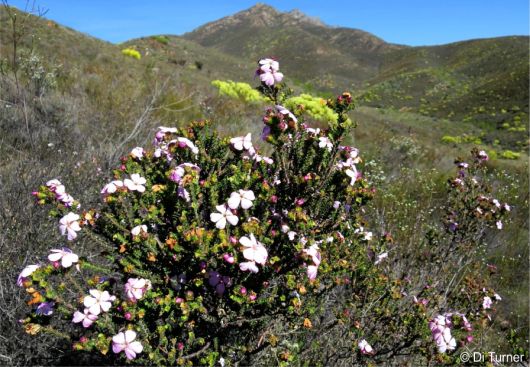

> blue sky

[{"left": 8, "top": 0, "right": 529, "bottom": 46}]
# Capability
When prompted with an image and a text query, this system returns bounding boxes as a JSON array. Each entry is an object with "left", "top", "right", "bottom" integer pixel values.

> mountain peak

[{"left": 287, "top": 9, "right": 326, "bottom": 27}]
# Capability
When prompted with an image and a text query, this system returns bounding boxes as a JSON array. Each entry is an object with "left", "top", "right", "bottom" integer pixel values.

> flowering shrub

[
  {"left": 121, "top": 48, "right": 141, "bottom": 60},
  {"left": 18, "top": 59, "right": 512, "bottom": 365}
]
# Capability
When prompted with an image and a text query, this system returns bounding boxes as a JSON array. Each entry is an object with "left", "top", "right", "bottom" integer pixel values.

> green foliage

[
  {"left": 283, "top": 93, "right": 339, "bottom": 123},
  {"left": 151, "top": 35, "right": 170, "bottom": 45},
  {"left": 500, "top": 150, "right": 520, "bottom": 160},
  {"left": 121, "top": 48, "right": 141, "bottom": 60},
  {"left": 211, "top": 80, "right": 266, "bottom": 103}
]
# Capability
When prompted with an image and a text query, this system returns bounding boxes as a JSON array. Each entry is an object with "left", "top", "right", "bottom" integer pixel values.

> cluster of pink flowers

[
  {"left": 256, "top": 58, "right": 283, "bottom": 86},
  {"left": 261, "top": 104, "right": 299, "bottom": 141},
  {"left": 429, "top": 313, "right": 473, "bottom": 353},
  {"left": 169, "top": 162, "right": 201, "bottom": 202},
  {"left": 429, "top": 314, "right": 457, "bottom": 353},
  {"left": 45, "top": 179, "right": 77, "bottom": 207},
  {"left": 72, "top": 289, "right": 116, "bottom": 329}
]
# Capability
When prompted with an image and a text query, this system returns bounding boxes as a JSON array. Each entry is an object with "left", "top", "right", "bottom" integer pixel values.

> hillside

[{"left": 181, "top": 4, "right": 529, "bottom": 151}]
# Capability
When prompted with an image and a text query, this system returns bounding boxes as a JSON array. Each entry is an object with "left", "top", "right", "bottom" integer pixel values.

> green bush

[{"left": 17, "top": 59, "right": 512, "bottom": 366}]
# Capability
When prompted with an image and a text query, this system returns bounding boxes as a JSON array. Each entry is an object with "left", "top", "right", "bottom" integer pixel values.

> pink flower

[
  {"left": 17, "top": 264, "right": 40, "bottom": 286},
  {"left": 170, "top": 163, "right": 201, "bottom": 183},
  {"left": 230, "top": 133, "right": 253, "bottom": 151},
  {"left": 130, "top": 147, "right": 144, "bottom": 159},
  {"left": 223, "top": 253, "right": 235, "bottom": 264},
  {"left": 239, "top": 261, "right": 259, "bottom": 273},
  {"left": 240, "top": 234, "right": 268, "bottom": 265},
  {"left": 358, "top": 339, "right": 374, "bottom": 355},
  {"left": 124, "top": 278, "right": 152, "bottom": 302},
  {"left": 259, "top": 70, "right": 283, "bottom": 86},
  {"left": 307, "top": 265, "right": 318, "bottom": 280},
  {"left": 48, "top": 247, "right": 79, "bottom": 268},
  {"left": 131, "top": 225, "right": 148, "bottom": 237},
  {"left": 124, "top": 174, "right": 146, "bottom": 193},
  {"left": 101, "top": 180, "right": 124, "bottom": 195},
  {"left": 72, "top": 308, "right": 98, "bottom": 328},
  {"left": 228, "top": 190, "right": 255, "bottom": 210},
  {"left": 168, "top": 137, "right": 199, "bottom": 154},
  {"left": 83, "top": 289, "right": 115, "bottom": 316},
  {"left": 482, "top": 296, "right": 492, "bottom": 309},
  {"left": 46, "top": 179, "right": 63, "bottom": 191},
  {"left": 112, "top": 330, "right": 143, "bottom": 360},
  {"left": 59, "top": 212, "right": 81, "bottom": 241},
  {"left": 259, "top": 58, "right": 279, "bottom": 72},
  {"left": 302, "top": 244, "right": 321, "bottom": 266},
  {"left": 210, "top": 205, "right": 239, "bottom": 229}
]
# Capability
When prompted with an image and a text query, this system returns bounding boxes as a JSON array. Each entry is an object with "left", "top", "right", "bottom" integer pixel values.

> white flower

[
  {"left": 210, "top": 205, "right": 239, "bottom": 229},
  {"left": 374, "top": 252, "right": 388, "bottom": 265},
  {"left": 130, "top": 147, "right": 144, "bottom": 159},
  {"left": 302, "top": 244, "right": 321, "bottom": 266},
  {"left": 48, "top": 248, "right": 79, "bottom": 268},
  {"left": 345, "top": 167, "right": 358, "bottom": 186},
  {"left": 101, "top": 180, "right": 124, "bottom": 195},
  {"left": 240, "top": 233, "right": 268, "bottom": 265},
  {"left": 239, "top": 261, "right": 259, "bottom": 273},
  {"left": 230, "top": 133, "right": 253, "bottom": 151},
  {"left": 83, "top": 289, "right": 116, "bottom": 316},
  {"left": 124, "top": 174, "right": 146, "bottom": 193},
  {"left": 157, "top": 126, "right": 178, "bottom": 134},
  {"left": 494, "top": 293, "right": 502, "bottom": 301},
  {"left": 318, "top": 137, "right": 333, "bottom": 152},
  {"left": 59, "top": 212, "right": 81, "bottom": 241},
  {"left": 496, "top": 220, "right": 503, "bottom": 230},
  {"left": 17, "top": 264, "right": 40, "bottom": 286},
  {"left": 169, "top": 137, "right": 199, "bottom": 154},
  {"left": 482, "top": 296, "right": 492, "bottom": 309},
  {"left": 288, "top": 231, "right": 297, "bottom": 241},
  {"left": 305, "top": 127, "right": 320, "bottom": 135},
  {"left": 228, "top": 190, "right": 255, "bottom": 210},
  {"left": 358, "top": 339, "right": 374, "bottom": 355},
  {"left": 131, "top": 225, "right": 148, "bottom": 236}
]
